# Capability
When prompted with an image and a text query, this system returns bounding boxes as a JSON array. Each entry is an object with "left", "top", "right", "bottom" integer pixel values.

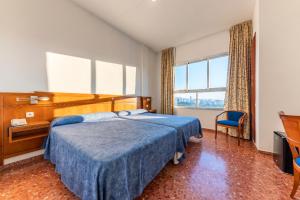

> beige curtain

[
  {"left": 161, "top": 47, "right": 175, "bottom": 114},
  {"left": 224, "top": 20, "right": 252, "bottom": 139}
]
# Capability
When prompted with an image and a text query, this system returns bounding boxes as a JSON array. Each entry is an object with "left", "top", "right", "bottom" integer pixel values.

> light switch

[{"left": 26, "top": 112, "right": 34, "bottom": 118}]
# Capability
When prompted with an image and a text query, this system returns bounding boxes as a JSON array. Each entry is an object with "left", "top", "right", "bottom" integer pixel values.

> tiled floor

[{"left": 0, "top": 130, "right": 298, "bottom": 200}]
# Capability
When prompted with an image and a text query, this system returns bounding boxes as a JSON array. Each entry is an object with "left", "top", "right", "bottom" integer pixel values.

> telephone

[{"left": 11, "top": 119, "right": 28, "bottom": 127}]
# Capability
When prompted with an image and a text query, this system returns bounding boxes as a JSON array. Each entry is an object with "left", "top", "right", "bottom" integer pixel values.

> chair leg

[
  {"left": 215, "top": 124, "right": 218, "bottom": 139},
  {"left": 291, "top": 168, "right": 300, "bottom": 198},
  {"left": 241, "top": 125, "right": 245, "bottom": 138},
  {"left": 237, "top": 127, "right": 241, "bottom": 146},
  {"left": 226, "top": 128, "right": 228, "bottom": 136}
]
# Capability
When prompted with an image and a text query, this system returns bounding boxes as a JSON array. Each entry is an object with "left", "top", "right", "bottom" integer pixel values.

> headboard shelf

[{"left": 0, "top": 91, "right": 152, "bottom": 166}]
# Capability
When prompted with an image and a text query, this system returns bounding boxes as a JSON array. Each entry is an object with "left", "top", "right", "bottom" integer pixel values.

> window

[
  {"left": 188, "top": 61, "right": 207, "bottom": 90},
  {"left": 174, "top": 55, "right": 228, "bottom": 109},
  {"left": 174, "top": 65, "right": 186, "bottom": 90},
  {"left": 209, "top": 56, "right": 228, "bottom": 88},
  {"left": 174, "top": 93, "right": 196, "bottom": 107},
  {"left": 198, "top": 91, "right": 226, "bottom": 109}
]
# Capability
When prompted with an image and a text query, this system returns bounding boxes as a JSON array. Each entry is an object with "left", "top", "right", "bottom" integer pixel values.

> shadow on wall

[{"left": 46, "top": 52, "right": 137, "bottom": 95}]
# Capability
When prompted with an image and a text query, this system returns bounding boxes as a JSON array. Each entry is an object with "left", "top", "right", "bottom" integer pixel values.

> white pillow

[
  {"left": 117, "top": 111, "right": 130, "bottom": 116},
  {"left": 81, "top": 112, "right": 118, "bottom": 122},
  {"left": 128, "top": 109, "right": 148, "bottom": 115}
]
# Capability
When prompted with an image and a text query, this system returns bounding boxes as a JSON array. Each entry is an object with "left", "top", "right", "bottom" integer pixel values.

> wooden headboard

[{"left": 0, "top": 92, "right": 152, "bottom": 166}]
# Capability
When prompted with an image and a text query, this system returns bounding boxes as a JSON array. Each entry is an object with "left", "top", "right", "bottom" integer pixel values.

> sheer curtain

[
  {"left": 224, "top": 21, "right": 252, "bottom": 139},
  {"left": 161, "top": 47, "right": 175, "bottom": 114}
]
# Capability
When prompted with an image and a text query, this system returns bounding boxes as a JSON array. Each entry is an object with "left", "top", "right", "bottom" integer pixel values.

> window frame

[{"left": 174, "top": 53, "right": 229, "bottom": 110}]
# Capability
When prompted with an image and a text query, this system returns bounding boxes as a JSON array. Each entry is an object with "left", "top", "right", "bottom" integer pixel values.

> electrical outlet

[{"left": 26, "top": 112, "right": 34, "bottom": 118}]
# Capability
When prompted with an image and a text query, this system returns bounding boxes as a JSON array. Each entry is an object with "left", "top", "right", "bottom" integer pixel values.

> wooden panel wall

[
  {"left": 0, "top": 96, "right": 3, "bottom": 166},
  {"left": 0, "top": 92, "right": 151, "bottom": 166},
  {"left": 2, "top": 93, "right": 52, "bottom": 158},
  {"left": 114, "top": 98, "right": 139, "bottom": 111}
]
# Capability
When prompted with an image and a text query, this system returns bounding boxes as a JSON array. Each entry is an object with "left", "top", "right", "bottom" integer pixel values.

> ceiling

[{"left": 72, "top": 0, "right": 255, "bottom": 52}]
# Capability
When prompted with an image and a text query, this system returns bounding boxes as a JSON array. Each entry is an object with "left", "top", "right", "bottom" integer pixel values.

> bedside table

[
  {"left": 148, "top": 109, "right": 157, "bottom": 113},
  {"left": 8, "top": 121, "right": 50, "bottom": 143}
]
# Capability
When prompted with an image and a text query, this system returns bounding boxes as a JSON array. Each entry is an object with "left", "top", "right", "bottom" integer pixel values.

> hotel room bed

[
  {"left": 118, "top": 110, "right": 202, "bottom": 153},
  {"left": 44, "top": 114, "right": 178, "bottom": 200}
]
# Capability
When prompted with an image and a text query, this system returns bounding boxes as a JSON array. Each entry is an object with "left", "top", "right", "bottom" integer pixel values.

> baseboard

[
  {"left": 3, "top": 149, "right": 44, "bottom": 165},
  {"left": 257, "top": 149, "right": 274, "bottom": 156},
  {"left": 0, "top": 154, "right": 44, "bottom": 172}
]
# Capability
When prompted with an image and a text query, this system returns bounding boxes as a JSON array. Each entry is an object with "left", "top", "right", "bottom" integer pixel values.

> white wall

[
  {"left": 142, "top": 46, "right": 160, "bottom": 110},
  {"left": 0, "top": 0, "right": 158, "bottom": 98},
  {"left": 175, "top": 108, "right": 221, "bottom": 130},
  {"left": 176, "top": 31, "right": 229, "bottom": 65},
  {"left": 174, "top": 31, "right": 229, "bottom": 129},
  {"left": 154, "top": 52, "right": 162, "bottom": 112},
  {"left": 254, "top": 0, "right": 300, "bottom": 152}
]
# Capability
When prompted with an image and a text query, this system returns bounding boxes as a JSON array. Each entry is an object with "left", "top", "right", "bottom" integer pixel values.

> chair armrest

[
  {"left": 215, "top": 111, "right": 227, "bottom": 121},
  {"left": 238, "top": 112, "right": 247, "bottom": 126}
]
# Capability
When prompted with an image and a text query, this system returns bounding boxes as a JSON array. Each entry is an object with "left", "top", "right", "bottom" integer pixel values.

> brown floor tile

[{"left": 0, "top": 130, "right": 297, "bottom": 200}]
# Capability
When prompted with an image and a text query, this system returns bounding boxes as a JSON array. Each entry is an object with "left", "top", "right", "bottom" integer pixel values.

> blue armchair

[{"left": 215, "top": 111, "right": 247, "bottom": 145}]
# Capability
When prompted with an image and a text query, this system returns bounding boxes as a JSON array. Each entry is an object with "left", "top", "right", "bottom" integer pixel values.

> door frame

[{"left": 250, "top": 33, "right": 256, "bottom": 143}]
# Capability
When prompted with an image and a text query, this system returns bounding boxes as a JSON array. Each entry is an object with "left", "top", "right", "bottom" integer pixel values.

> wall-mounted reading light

[{"left": 16, "top": 96, "right": 50, "bottom": 104}]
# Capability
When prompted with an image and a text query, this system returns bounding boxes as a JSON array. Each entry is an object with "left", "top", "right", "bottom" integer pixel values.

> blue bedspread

[
  {"left": 44, "top": 118, "right": 177, "bottom": 200},
  {"left": 119, "top": 113, "right": 202, "bottom": 152}
]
